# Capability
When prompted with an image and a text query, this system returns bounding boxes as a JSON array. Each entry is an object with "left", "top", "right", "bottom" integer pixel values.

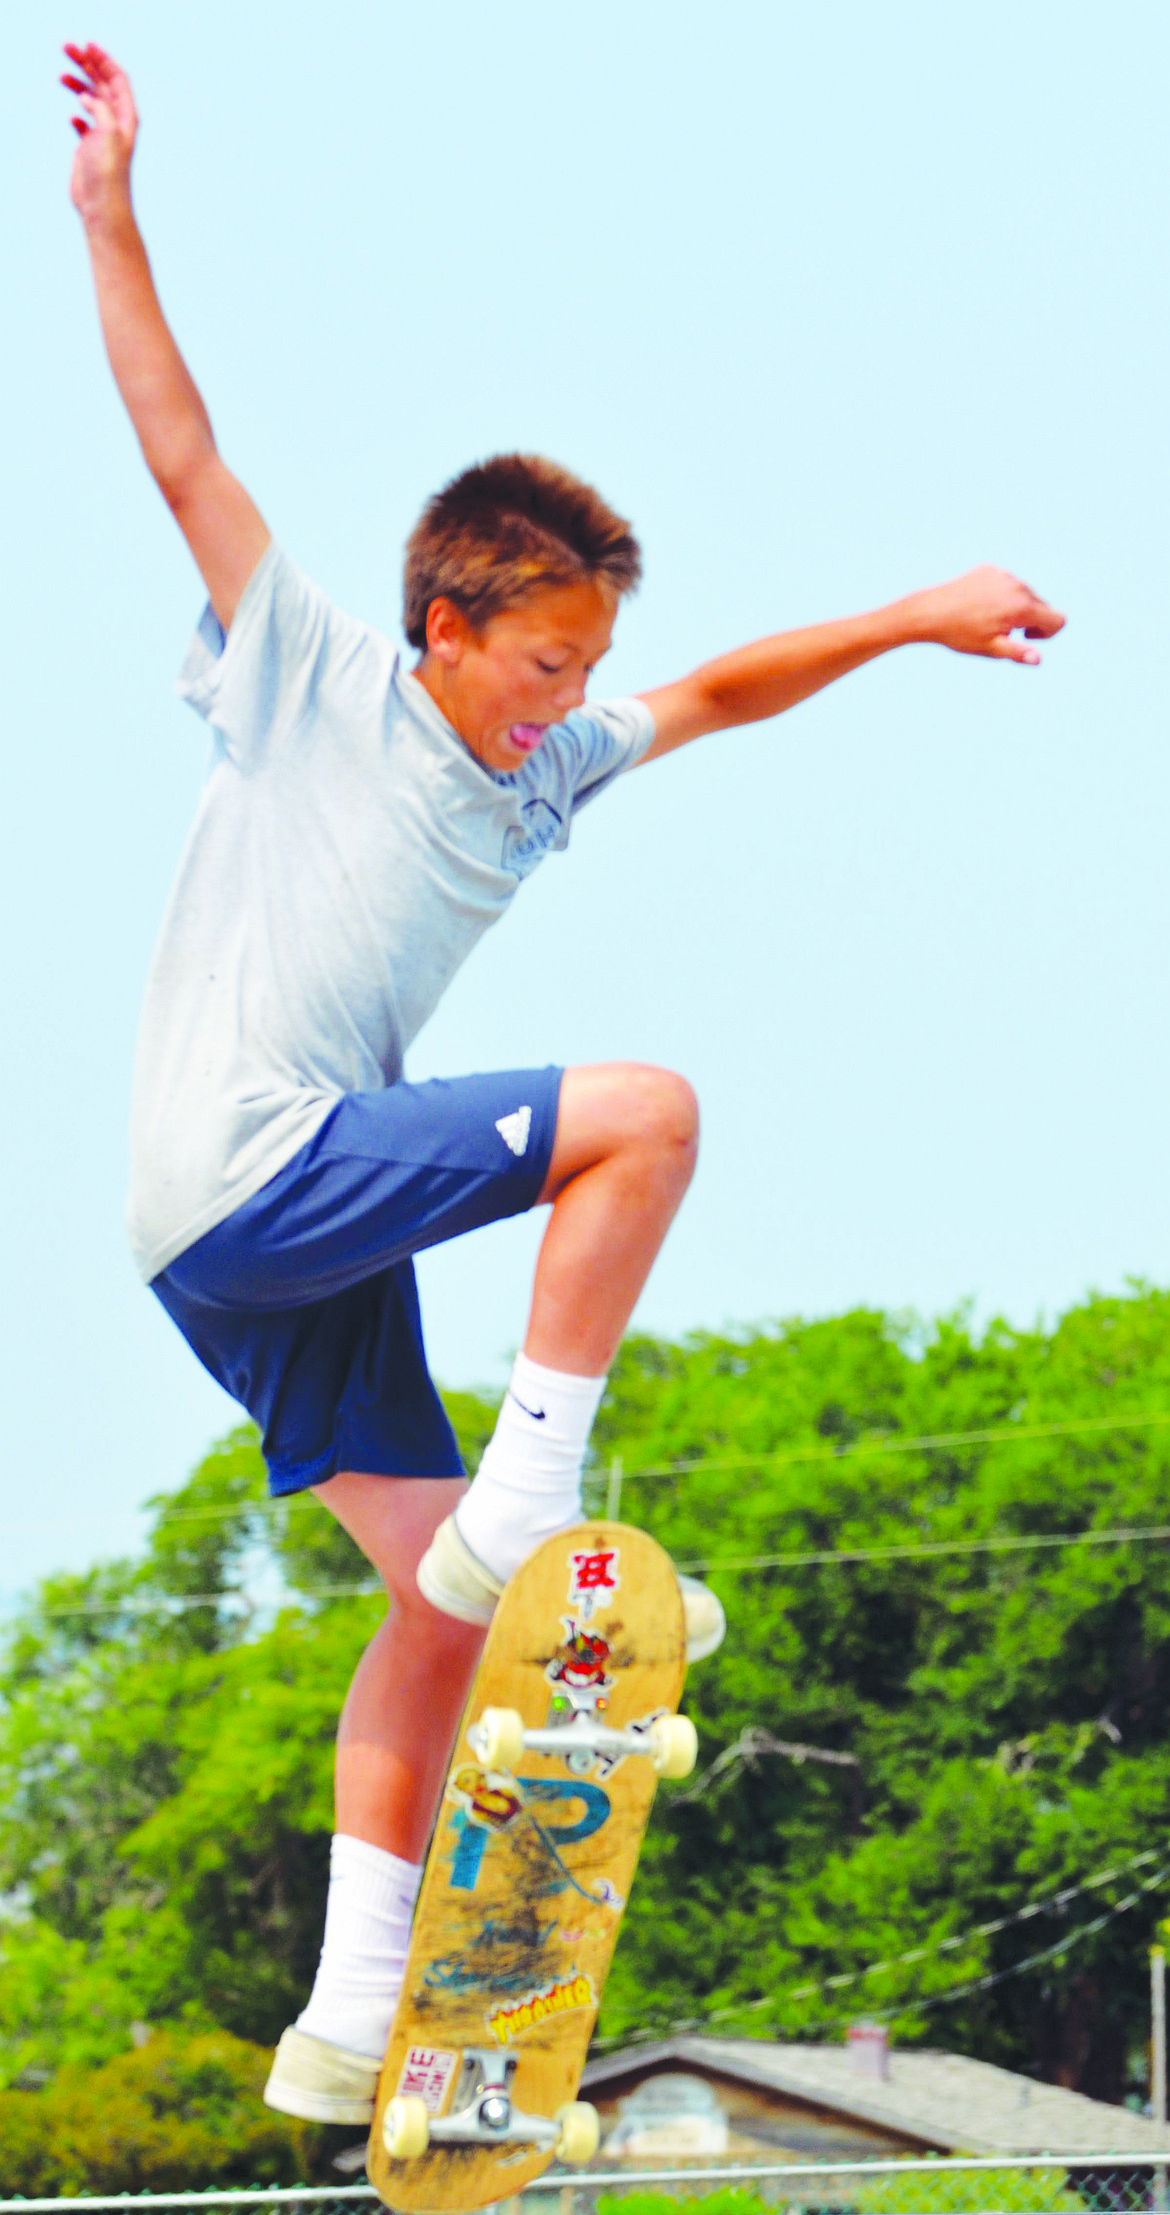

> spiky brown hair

[{"left": 403, "top": 453, "right": 642, "bottom": 649}]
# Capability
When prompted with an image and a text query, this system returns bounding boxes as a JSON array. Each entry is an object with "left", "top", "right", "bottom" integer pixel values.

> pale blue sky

[{"left": 3, "top": 1, "right": 1168, "bottom": 1600}]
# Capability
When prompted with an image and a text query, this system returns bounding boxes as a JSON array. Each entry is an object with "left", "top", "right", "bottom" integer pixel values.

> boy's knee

[
  {"left": 547, "top": 1062, "right": 699, "bottom": 1200},
  {"left": 624, "top": 1065, "right": 700, "bottom": 1161}
]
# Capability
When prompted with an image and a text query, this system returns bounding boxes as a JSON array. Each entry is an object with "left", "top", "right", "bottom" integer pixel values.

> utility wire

[
  {"left": 784, "top": 1848, "right": 1162, "bottom": 2004},
  {"left": 673, "top": 1520, "right": 1170, "bottom": 1577},
  {"left": 12, "top": 1583, "right": 382, "bottom": 1623},
  {"left": 11, "top": 1406, "right": 1170, "bottom": 1626},
  {"left": 876, "top": 1860, "right": 1170, "bottom": 2024},
  {"left": 89, "top": 1405, "right": 1170, "bottom": 1534},
  {"left": 606, "top": 1408, "right": 1170, "bottom": 1484},
  {"left": 15, "top": 1516, "right": 1170, "bottom": 1623},
  {"left": 597, "top": 1850, "right": 1169, "bottom": 2048}
]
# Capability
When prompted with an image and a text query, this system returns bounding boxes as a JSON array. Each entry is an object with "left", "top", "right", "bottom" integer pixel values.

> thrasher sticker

[{"left": 488, "top": 1971, "right": 596, "bottom": 2046}]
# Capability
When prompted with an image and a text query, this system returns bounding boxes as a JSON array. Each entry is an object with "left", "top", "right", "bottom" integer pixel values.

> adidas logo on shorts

[{"left": 495, "top": 1106, "right": 532, "bottom": 1157}]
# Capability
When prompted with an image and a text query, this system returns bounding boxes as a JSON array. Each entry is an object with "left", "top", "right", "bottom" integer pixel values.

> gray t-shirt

[{"left": 127, "top": 542, "right": 654, "bottom": 1281}]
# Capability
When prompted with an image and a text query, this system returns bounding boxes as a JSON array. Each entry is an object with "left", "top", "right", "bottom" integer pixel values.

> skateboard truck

[
  {"left": 383, "top": 2050, "right": 600, "bottom": 2166},
  {"left": 467, "top": 1706, "right": 697, "bottom": 1779}
]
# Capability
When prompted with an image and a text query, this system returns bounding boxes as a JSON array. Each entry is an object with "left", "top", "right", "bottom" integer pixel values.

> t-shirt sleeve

[
  {"left": 176, "top": 542, "right": 367, "bottom": 769},
  {"left": 556, "top": 696, "right": 657, "bottom": 810}
]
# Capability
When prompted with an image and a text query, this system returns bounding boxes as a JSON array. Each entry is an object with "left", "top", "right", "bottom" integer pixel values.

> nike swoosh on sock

[{"left": 509, "top": 1393, "right": 546, "bottom": 1421}]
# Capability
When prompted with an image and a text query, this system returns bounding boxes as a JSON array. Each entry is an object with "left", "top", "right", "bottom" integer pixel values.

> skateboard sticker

[
  {"left": 546, "top": 1623, "right": 614, "bottom": 1704},
  {"left": 446, "top": 1765, "right": 522, "bottom": 1890},
  {"left": 595, "top": 1705, "right": 668, "bottom": 1779},
  {"left": 450, "top": 1765, "right": 524, "bottom": 1831},
  {"left": 445, "top": 1769, "right": 611, "bottom": 1893},
  {"left": 396, "top": 2044, "right": 458, "bottom": 2113},
  {"left": 487, "top": 1971, "right": 596, "bottom": 2046},
  {"left": 567, "top": 1544, "right": 620, "bottom": 1621}
]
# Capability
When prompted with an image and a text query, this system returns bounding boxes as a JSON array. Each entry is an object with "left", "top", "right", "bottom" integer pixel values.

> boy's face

[{"left": 417, "top": 581, "right": 616, "bottom": 773}]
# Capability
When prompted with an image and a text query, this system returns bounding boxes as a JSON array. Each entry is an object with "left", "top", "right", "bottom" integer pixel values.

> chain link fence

[{"left": 3, "top": 2157, "right": 1170, "bottom": 2215}]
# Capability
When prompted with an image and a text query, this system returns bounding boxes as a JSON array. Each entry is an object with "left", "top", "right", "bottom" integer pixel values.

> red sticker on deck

[
  {"left": 568, "top": 1546, "right": 620, "bottom": 1620},
  {"left": 396, "top": 2044, "right": 458, "bottom": 2112}
]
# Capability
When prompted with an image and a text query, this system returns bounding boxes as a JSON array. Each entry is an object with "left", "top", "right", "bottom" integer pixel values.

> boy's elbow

[
  {"left": 138, "top": 404, "right": 217, "bottom": 511},
  {"left": 155, "top": 441, "right": 216, "bottom": 518},
  {"left": 693, "top": 673, "right": 746, "bottom": 733}
]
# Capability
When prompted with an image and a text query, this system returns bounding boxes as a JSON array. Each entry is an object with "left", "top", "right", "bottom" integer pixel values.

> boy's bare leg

[
  {"left": 317, "top": 1059, "right": 697, "bottom": 1853},
  {"left": 311, "top": 1473, "right": 484, "bottom": 1855},
  {"left": 526, "top": 1061, "right": 699, "bottom": 1371},
  {"left": 269, "top": 1059, "right": 700, "bottom": 2103}
]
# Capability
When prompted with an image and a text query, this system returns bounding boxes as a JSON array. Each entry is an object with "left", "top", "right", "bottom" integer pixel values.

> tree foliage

[
  {"left": 0, "top": 2031, "right": 323, "bottom": 2194},
  {"left": 4, "top": 1289, "right": 1170, "bottom": 2181},
  {"left": 590, "top": 1290, "right": 1170, "bottom": 2102}
]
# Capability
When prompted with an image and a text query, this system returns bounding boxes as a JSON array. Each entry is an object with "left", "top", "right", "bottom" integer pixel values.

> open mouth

[{"left": 508, "top": 723, "right": 546, "bottom": 754}]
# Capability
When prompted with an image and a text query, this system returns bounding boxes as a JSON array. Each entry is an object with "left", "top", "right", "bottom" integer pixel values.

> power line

[
  {"left": 599, "top": 1851, "right": 1170, "bottom": 2048},
  {"left": 609, "top": 1408, "right": 1170, "bottom": 1485},
  {"left": 785, "top": 1849, "right": 1163, "bottom": 2006},
  {"left": 879, "top": 1860, "right": 1170, "bottom": 2024},
  {"left": 674, "top": 1520, "right": 1170, "bottom": 1578},
  {"left": 100, "top": 1405, "right": 1170, "bottom": 1534},
  {"left": 13, "top": 1517, "right": 1170, "bottom": 1625},
  {"left": 10, "top": 1405, "right": 1170, "bottom": 1628},
  {"left": 12, "top": 1582, "right": 381, "bottom": 1624}
]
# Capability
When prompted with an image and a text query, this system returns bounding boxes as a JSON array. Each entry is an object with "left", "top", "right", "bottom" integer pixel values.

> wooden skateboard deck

[{"left": 366, "top": 1520, "right": 688, "bottom": 2212}]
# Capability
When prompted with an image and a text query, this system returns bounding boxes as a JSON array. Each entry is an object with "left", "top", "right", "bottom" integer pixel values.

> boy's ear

[{"left": 424, "top": 596, "right": 474, "bottom": 665}]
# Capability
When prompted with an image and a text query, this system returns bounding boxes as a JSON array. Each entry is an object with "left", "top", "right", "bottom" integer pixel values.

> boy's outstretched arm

[
  {"left": 638, "top": 567, "right": 1065, "bottom": 761},
  {"left": 63, "top": 43, "right": 269, "bottom": 630}
]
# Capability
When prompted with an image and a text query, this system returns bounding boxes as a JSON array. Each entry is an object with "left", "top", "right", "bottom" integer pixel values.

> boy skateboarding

[{"left": 62, "top": 41, "right": 1064, "bottom": 2126}]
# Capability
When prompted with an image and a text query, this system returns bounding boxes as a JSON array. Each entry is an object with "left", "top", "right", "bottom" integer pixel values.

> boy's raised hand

[
  {"left": 906, "top": 566, "right": 1065, "bottom": 666},
  {"left": 61, "top": 39, "right": 269, "bottom": 631},
  {"left": 62, "top": 43, "right": 138, "bottom": 221},
  {"left": 639, "top": 563, "right": 1066, "bottom": 760}
]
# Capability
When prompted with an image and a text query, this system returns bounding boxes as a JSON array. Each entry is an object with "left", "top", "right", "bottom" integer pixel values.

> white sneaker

[
  {"left": 417, "top": 1515, "right": 726, "bottom": 1663},
  {"left": 263, "top": 2025, "right": 380, "bottom": 2124},
  {"left": 677, "top": 1572, "right": 726, "bottom": 1662}
]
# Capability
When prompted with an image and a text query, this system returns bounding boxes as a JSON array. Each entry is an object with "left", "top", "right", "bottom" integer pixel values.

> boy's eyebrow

[{"left": 547, "top": 637, "right": 611, "bottom": 659}]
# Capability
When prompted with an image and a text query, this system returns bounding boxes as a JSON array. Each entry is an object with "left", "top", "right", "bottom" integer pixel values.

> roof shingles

[{"left": 583, "top": 2037, "right": 1170, "bottom": 2158}]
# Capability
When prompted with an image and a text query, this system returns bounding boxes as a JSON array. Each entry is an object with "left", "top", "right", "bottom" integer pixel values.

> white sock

[
  {"left": 455, "top": 1351, "right": 606, "bottom": 1583},
  {"left": 295, "top": 1835, "right": 421, "bottom": 2060}
]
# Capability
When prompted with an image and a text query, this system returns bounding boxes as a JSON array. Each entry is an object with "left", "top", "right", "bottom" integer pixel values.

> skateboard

[{"left": 365, "top": 1519, "right": 697, "bottom": 2212}]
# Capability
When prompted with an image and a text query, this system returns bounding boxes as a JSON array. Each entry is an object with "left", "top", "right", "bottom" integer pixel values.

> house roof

[{"left": 581, "top": 2036, "right": 1170, "bottom": 2158}]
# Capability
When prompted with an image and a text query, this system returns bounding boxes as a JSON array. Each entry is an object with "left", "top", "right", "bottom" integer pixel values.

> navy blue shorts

[{"left": 151, "top": 1067, "right": 562, "bottom": 1496}]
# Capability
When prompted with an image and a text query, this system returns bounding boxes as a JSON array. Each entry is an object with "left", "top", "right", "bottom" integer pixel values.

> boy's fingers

[
  {"left": 61, "top": 73, "right": 92, "bottom": 94},
  {"left": 63, "top": 40, "right": 119, "bottom": 83},
  {"left": 1013, "top": 583, "right": 1064, "bottom": 636},
  {"left": 70, "top": 116, "right": 89, "bottom": 136},
  {"left": 988, "top": 634, "right": 1041, "bottom": 665}
]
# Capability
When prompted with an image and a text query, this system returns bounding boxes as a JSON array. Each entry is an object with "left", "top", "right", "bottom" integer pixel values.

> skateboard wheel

[
  {"left": 554, "top": 2100, "right": 600, "bottom": 2164},
  {"left": 648, "top": 1712, "right": 698, "bottom": 1778},
  {"left": 475, "top": 1706, "right": 526, "bottom": 1769},
  {"left": 383, "top": 2095, "right": 429, "bottom": 2159}
]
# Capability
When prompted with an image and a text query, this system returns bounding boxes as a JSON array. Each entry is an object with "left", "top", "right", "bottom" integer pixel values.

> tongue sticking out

[{"left": 509, "top": 723, "right": 546, "bottom": 754}]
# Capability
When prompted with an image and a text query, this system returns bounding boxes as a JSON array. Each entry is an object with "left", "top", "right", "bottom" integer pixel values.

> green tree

[
  {"left": 0, "top": 1382, "right": 501, "bottom": 2075},
  {"left": 5, "top": 1292, "right": 1170, "bottom": 2141},
  {"left": 594, "top": 1292, "right": 1170, "bottom": 2101},
  {"left": 0, "top": 2031, "right": 324, "bottom": 2194}
]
